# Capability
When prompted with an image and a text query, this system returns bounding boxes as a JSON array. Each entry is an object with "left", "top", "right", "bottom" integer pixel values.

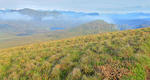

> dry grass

[{"left": 0, "top": 28, "right": 150, "bottom": 80}]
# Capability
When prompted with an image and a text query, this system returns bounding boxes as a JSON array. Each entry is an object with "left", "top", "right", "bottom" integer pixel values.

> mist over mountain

[
  {"left": 0, "top": 8, "right": 102, "bottom": 34},
  {"left": 100, "top": 13, "right": 150, "bottom": 29},
  {"left": 0, "top": 8, "right": 100, "bottom": 22},
  {"left": 0, "top": 8, "right": 150, "bottom": 35}
]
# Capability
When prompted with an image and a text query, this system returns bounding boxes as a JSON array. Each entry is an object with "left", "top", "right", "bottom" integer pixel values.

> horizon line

[{"left": 0, "top": 8, "right": 150, "bottom": 14}]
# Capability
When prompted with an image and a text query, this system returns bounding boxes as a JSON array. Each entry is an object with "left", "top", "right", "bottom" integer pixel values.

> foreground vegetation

[{"left": 0, "top": 28, "right": 150, "bottom": 80}]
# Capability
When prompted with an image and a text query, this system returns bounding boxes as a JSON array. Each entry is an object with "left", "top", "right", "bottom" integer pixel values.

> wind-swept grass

[{"left": 0, "top": 28, "right": 150, "bottom": 80}]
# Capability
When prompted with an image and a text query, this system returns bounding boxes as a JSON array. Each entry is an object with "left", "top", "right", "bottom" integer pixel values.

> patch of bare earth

[{"left": 146, "top": 67, "right": 150, "bottom": 80}]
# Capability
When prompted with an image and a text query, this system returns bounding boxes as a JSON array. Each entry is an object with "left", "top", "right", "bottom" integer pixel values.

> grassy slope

[
  {"left": 0, "top": 31, "right": 70, "bottom": 49},
  {"left": 68, "top": 20, "right": 117, "bottom": 36},
  {"left": 0, "top": 28, "right": 150, "bottom": 80},
  {"left": 0, "top": 33, "right": 52, "bottom": 49}
]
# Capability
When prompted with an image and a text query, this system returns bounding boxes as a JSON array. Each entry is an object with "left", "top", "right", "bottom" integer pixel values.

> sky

[{"left": 0, "top": 0, "right": 150, "bottom": 13}]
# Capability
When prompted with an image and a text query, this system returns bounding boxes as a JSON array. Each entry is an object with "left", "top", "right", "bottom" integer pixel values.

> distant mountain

[
  {"left": 69, "top": 20, "right": 117, "bottom": 35},
  {"left": 0, "top": 8, "right": 100, "bottom": 21},
  {"left": 17, "top": 8, "right": 60, "bottom": 21},
  {"left": 100, "top": 13, "right": 150, "bottom": 30},
  {"left": 116, "top": 19, "right": 150, "bottom": 30},
  {"left": 0, "top": 8, "right": 101, "bottom": 35}
]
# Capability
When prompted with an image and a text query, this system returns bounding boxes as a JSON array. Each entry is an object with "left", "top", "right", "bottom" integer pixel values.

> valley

[{"left": 0, "top": 20, "right": 117, "bottom": 49}]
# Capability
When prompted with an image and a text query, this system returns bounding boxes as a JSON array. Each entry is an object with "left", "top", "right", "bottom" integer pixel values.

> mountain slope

[
  {"left": 69, "top": 20, "right": 117, "bottom": 35},
  {"left": 0, "top": 28, "right": 150, "bottom": 80}
]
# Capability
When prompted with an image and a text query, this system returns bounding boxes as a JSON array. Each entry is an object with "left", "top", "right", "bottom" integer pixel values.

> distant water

[
  {"left": 50, "top": 27, "right": 65, "bottom": 31},
  {"left": 16, "top": 33, "right": 33, "bottom": 36}
]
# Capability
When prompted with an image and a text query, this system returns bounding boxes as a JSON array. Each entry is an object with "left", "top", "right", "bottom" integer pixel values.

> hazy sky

[{"left": 0, "top": 0, "right": 150, "bottom": 13}]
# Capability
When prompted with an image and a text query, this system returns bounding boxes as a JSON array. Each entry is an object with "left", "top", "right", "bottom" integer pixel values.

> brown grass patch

[{"left": 95, "top": 65, "right": 129, "bottom": 80}]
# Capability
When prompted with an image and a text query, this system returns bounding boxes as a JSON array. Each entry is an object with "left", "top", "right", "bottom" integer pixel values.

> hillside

[
  {"left": 0, "top": 28, "right": 150, "bottom": 80},
  {"left": 69, "top": 20, "right": 117, "bottom": 35}
]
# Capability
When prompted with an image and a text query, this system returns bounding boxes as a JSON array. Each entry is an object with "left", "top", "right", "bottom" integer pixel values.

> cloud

[
  {"left": 0, "top": 0, "right": 150, "bottom": 13},
  {"left": 0, "top": 12, "right": 32, "bottom": 20}
]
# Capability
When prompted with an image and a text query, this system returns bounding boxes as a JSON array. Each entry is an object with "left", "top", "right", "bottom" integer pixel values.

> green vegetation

[
  {"left": 0, "top": 27, "right": 150, "bottom": 80},
  {"left": 69, "top": 20, "right": 117, "bottom": 35}
]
